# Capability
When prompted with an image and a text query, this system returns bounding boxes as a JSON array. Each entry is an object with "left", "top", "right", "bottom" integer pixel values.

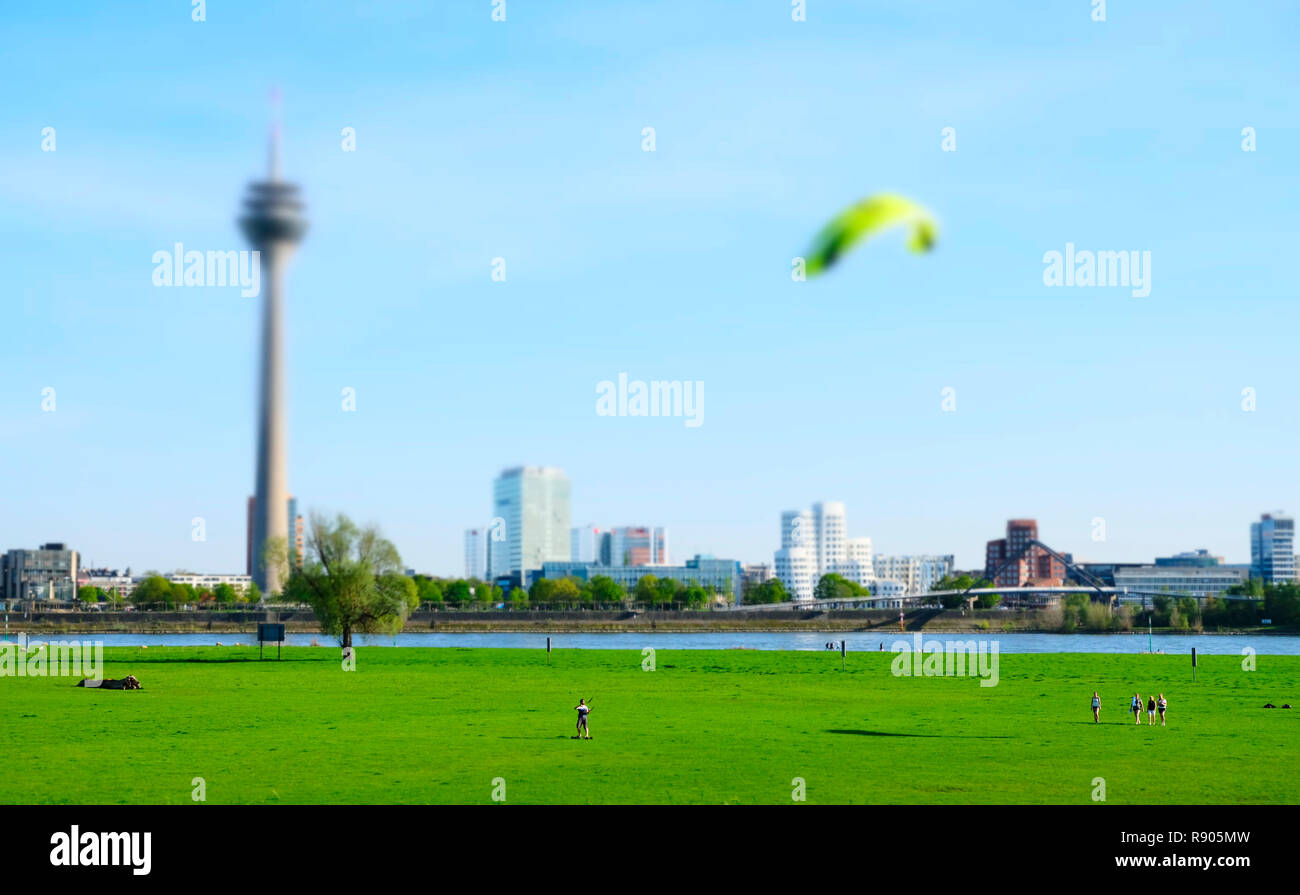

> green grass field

[{"left": 3, "top": 647, "right": 1297, "bottom": 804}]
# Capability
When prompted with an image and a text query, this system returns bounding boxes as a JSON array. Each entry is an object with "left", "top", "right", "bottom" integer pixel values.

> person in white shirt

[{"left": 574, "top": 698, "right": 591, "bottom": 739}]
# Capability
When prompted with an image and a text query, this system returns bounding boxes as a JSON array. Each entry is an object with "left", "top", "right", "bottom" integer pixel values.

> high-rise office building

[
  {"left": 1251, "top": 513, "right": 1295, "bottom": 584},
  {"left": 608, "top": 526, "right": 668, "bottom": 566},
  {"left": 491, "top": 466, "right": 572, "bottom": 578},
  {"left": 241, "top": 120, "right": 307, "bottom": 597},
  {"left": 464, "top": 528, "right": 488, "bottom": 579},
  {"left": 570, "top": 525, "right": 602, "bottom": 563}
]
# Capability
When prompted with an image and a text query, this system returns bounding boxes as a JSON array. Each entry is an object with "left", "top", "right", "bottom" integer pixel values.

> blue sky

[{"left": 2, "top": 1, "right": 1298, "bottom": 576}]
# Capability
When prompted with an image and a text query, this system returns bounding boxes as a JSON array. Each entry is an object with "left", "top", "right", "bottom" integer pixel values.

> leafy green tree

[
  {"left": 131, "top": 576, "right": 174, "bottom": 606},
  {"left": 815, "top": 573, "right": 862, "bottom": 602},
  {"left": 745, "top": 578, "right": 788, "bottom": 604},
  {"left": 634, "top": 575, "right": 660, "bottom": 604},
  {"left": 552, "top": 577, "right": 582, "bottom": 604},
  {"left": 931, "top": 574, "right": 985, "bottom": 609},
  {"left": 1264, "top": 583, "right": 1300, "bottom": 626},
  {"left": 277, "top": 515, "right": 413, "bottom": 648},
  {"left": 244, "top": 581, "right": 263, "bottom": 604},
  {"left": 213, "top": 583, "right": 238, "bottom": 605},
  {"left": 584, "top": 575, "right": 624, "bottom": 605},
  {"left": 444, "top": 580, "right": 472, "bottom": 605},
  {"left": 416, "top": 577, "right": 444, "bottom": 605},
  {"left": 78, "top": 586, "right": 102, "bottom": 604},
  {"left": 530, "top": 578, "right": 558, "bottom": 603},
  {"left": 1226, "top": 578, "right": 1265, "bottom": 599},
  {"left": 655, "top": 577, "right": 681, "bottom": 606}
]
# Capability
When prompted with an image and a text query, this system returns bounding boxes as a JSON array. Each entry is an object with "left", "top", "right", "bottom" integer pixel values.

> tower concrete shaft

[{"left": 240, "top": 132, "right": 306, "bottom": 596}]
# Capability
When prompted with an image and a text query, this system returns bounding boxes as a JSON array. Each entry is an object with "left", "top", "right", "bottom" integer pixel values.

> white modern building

[
  {"left": 873, "top": 554, "right": 954, "bottom": 596},
  {"left": 812, "top": 502, "right": 846, "bottom": 580},
  {"left": 774, "top": 502, "right": 876, "bottom": 602},
  {"left": 833, "top": 536, "right": 876, "bottom": 589},
  {"left": 491, "top": 466, "right": 572, "bottom": 578},
  {"left": 773, "top": 546, "right": 816, "bottom": 602}
]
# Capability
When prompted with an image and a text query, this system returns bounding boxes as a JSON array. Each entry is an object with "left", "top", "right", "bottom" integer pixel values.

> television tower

[{"left": 240, "top": 95, "right": 307, "bottom": 596}]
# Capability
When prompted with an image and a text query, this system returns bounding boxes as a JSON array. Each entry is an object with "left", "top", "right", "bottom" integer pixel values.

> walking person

[
  {"left": 1091, "top": 691, "right": 1102, "bottom": 723},
  {"left": 1131, "top": 692, "right": 1142, "bottom": 725},
  {"left": 1157, "top": 693, "right": 1168, "bottom": 726},
  {"left": 1147, "top": 693, "right": 1157, "bottom": 725}
]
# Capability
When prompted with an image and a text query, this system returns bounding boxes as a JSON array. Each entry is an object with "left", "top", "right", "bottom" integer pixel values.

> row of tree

[{"left": 81, "top": 578, "right": 262, "bottom": 606}]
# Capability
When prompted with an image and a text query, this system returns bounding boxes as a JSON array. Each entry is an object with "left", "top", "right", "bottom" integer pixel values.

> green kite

[{"left": 803, "top": 193, "right": 938, "bottom": 276}]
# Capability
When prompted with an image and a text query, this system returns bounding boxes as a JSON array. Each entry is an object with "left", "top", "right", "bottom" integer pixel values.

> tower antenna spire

[{"left": 269, "top": 85, "right": 282, "bottom": 181}]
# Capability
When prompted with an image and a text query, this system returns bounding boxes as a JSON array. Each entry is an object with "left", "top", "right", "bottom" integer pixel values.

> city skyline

[{"left": 4, "top": 2, "right": 1299, "bottom": 576}]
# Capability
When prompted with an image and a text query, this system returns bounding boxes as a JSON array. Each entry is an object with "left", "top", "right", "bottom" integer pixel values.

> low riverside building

[
  {"left": 1113, "top": 564, "right": 1249, "bottom": 604},
  {"left": 539, "top": 554, "right": 742, "bottom": 604},
  {"left": 167, "top": 573, "right": 253, "bottom": 594}
]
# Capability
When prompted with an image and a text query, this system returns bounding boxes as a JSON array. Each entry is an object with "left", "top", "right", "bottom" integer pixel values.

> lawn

[{"left": 2, "top": 647, "right": 1297, "bottom": 804}]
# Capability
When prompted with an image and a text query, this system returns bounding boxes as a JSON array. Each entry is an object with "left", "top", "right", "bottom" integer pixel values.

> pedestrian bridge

[{"left": 732, "top": 586, "right": 1257, "bottom": 611}]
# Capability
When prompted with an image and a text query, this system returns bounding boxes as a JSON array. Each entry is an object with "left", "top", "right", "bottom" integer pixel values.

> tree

[
  {"left": 1264, "top": 582, "right": 1300, "bottom": 626},
  {"left": 655, "top": 577, "right": 680, "bottom": 606},
  {"left": 78, "top": 586, "right": 102, "bottom": 604},
  {"left": 277, "top": 514, "right": 414, "bottom": 648},
  {"left": 634, "top": 574, "right": 660, "bottom": 604},
  {"left": 815, "top": 573, "right": 863, "bottom": 602},
  {"left": 584, "top": 575, "right": 625, "bottom": 605},
  {"left": 244, "top": 581, "right": 263, "bottom": 604},
  {"left": 444, "top": 580, "right": 472, "bottom": 605},
  {"left": 745, "top": 578, "right": 787, "bottom": 605},
  {"left": 552, "top": 577, "right": 582, "bottom": 604},
  {"left": 416, "top": 577, "right": 444, "bottom": 605},
  {"left": 530, "top": 578, "right": 559, "bottom": 603},
  {"left": 213, "top": 583, "right": 238, "bottom": 605},
  {"left": 131, "top": 576, "right": 174, "bottom": 606}
]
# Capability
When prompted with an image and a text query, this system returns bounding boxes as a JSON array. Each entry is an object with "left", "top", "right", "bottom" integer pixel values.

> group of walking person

[{"left": 1090, "top": 691, "right": 1168, "bottom": 725}]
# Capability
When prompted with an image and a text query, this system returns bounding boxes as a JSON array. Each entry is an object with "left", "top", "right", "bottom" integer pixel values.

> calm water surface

[{"left": 7, "top": 631, "right": 1298, "bottom": 654}]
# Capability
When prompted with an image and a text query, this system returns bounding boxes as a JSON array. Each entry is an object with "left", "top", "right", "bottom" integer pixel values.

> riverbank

[{"left": 3, "top": 607, "right": 1284, "bottom": 636}]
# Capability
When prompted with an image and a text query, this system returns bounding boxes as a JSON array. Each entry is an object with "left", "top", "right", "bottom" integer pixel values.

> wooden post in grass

[
  {"left": 546, "top": 636, "right": 551, "bottom": 666},
  {"left": 1192, "top": 647, "right": 1197, "bottom": 683},
  {"left": 841, "top": 639, "right": 846, "bottom": 671}
]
